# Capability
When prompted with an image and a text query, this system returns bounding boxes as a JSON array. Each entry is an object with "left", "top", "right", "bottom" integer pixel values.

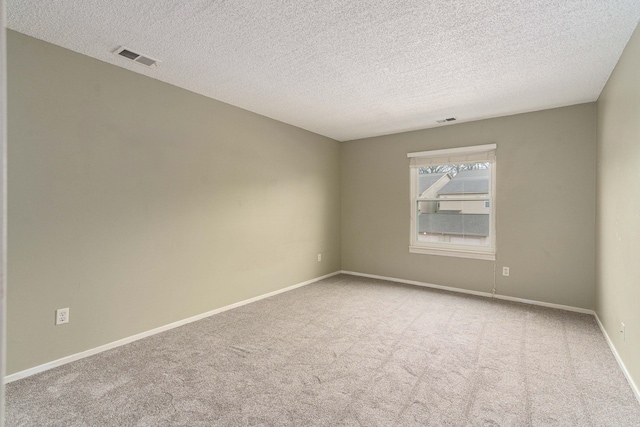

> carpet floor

[{"left": 6, "top": 274, "right": 640, "bottom": 426}]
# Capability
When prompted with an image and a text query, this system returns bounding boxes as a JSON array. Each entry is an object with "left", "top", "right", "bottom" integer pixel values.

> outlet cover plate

[{"left": 56, "top": 308, "right": 69, "bottom": 325}]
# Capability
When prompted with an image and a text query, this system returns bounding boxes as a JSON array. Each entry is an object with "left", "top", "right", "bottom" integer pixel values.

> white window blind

[{"left": 408, "top": 144, "right": 496, "bottom": 167}]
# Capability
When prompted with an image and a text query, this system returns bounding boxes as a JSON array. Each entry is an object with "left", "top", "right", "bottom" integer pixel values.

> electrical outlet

[
  {"left": 317, "top": 253, "right": 322, "bottom": 262},
  {"left": 502, "top": 267, "right": 510, "bottom": 276},
  {"left": 621, "top": 322, "right": 626, "bottom": 342},
  {"left": 56, "top": 308, "right": 69, "bottom": 325}
]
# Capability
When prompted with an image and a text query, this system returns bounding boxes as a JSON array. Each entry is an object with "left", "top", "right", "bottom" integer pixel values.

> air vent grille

[
  {"left": 113, "top": 46, "right": 159, "bottom": 67},
  {"left": 135, "top": 56, "right": 157, "bottom": 67},
  {"left": 118, "top": 49, "right": 139, "bottom": 60}
]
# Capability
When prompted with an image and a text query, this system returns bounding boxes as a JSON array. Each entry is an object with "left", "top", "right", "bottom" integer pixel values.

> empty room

[{"left": 1, "top": 0, "right": 640, "bottom": 426}]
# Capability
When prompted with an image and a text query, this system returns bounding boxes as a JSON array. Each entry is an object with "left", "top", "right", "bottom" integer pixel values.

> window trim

[{"left": 408, "top": 144, "right": 496, "bottom": 261}]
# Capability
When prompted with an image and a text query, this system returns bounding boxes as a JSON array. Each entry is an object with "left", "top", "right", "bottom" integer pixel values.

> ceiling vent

[
  {"left": 436, "top": 117, "right": 457, "bottom": 124},
  {"left": 113, "top": 46, "right": 159, "bottom": 67}
]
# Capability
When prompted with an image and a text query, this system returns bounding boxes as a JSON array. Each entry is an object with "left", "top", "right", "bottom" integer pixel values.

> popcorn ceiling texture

[{"left": 7, "top": 1, "right": 640, "bottom": 140}]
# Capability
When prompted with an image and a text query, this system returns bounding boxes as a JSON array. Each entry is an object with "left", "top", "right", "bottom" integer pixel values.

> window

[{"left": 408, "top": 144, "right": 496, "bottom": 260}]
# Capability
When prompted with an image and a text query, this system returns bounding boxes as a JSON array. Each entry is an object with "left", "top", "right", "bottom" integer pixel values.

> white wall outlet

[
  {"left": 317, "top": 253, "right": 322, "bottom": 262},
  {"left": 56, "top": 308, "right": 69, "bottom": 325},
  {"left": 502, "top": 267, "right": 510, "bottom": 276},
  {"left": 621, "top": 322, "right": 626, "bottom": 342}
]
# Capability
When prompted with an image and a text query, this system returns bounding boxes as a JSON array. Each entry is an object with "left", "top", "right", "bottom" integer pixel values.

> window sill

[{"left": 409, "top": 245, "right": 495, "bottom": 261}]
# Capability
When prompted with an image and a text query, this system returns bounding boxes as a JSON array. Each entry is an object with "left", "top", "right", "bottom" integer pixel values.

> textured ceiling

[{"left": 7, "top": 1, "right": 640, "bottom": 141}]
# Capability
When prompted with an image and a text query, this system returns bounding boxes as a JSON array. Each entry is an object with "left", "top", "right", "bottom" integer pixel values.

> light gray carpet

[{"left": 6, "top": 274, "right": 640, "bottom": 426}]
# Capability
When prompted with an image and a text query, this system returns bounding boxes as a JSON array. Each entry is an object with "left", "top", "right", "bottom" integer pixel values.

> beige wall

[
  {"left": 1, "top": 0, "right": 7, "bottom": 418},
  {"left": 7, "top": 31, "right": 341, "bottom": 375},
  {"left": 342, "top": 104, "right": 596, "bottom": 309},
  {"left": 596, "top": 24, "right": 640, "bottom": 391}
]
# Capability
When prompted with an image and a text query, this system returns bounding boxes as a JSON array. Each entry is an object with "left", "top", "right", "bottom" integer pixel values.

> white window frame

[{"left": 408, "top": 144, "right": 496, "bottom": 261}]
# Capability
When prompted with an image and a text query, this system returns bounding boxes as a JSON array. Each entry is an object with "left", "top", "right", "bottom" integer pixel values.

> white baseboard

[
  {"left": 5, "top": 271, "right": 341, "bottom": 383},
  {"left": 340, "top": 270, "right": 594, "bottom": 315},
  {"left": 341, "top": 270, "right": 495, "bottom": 299},
  {"left": 492, "top": 294, "right": 594, "bottom": 315},
  {"left": 594, "top": 313, "right": 640, "bottom": 404}
]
